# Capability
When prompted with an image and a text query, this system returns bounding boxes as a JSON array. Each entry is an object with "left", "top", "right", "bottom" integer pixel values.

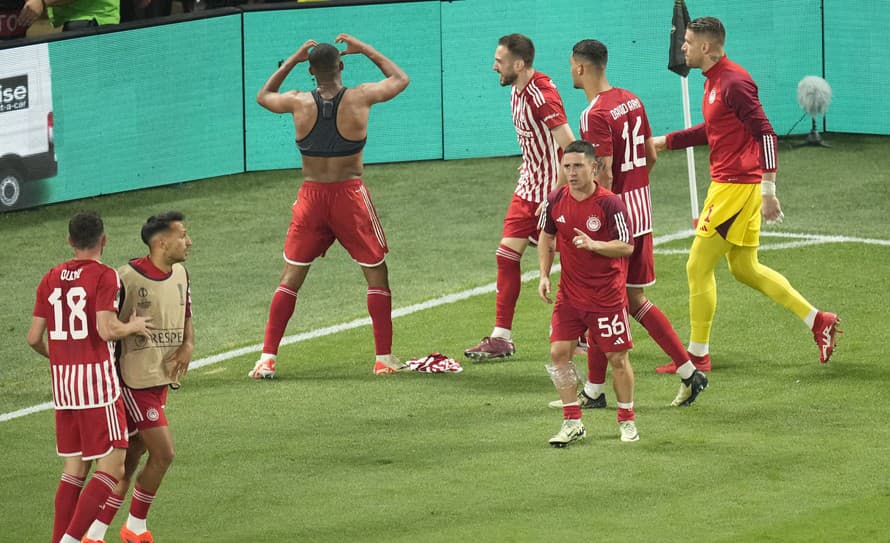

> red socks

[
  {"left": 262, "top": 285, "right": 298, "bottom": 355},
  {"left": 617, "top": 407, "right": 635, "bottom": 422},
  {"left": 62, "top": 471, "right": 118, "bottom": 541},
  {"left": 563, "top": 404, "right": 582, "bottom": 420},
  {"left": 263, "top": 284, "right": 393, "bottom": 358},
  {"left": 129, "top": 486, "right": 156, "bottom": 522},
  {"left": 367, "top": 287, "right": 392, "bottom": 356},
  {"left": 633, "top": 300, "right": 688, "bottom": 366},
  {"left": 53, "top": 473, "right": 85, "bottom": 543},
  {"left": 495, "top": 245, "right": 522, "bottom": 330},
  {"left": 96, "top": 492, "right": 125, "bottom": 524}
]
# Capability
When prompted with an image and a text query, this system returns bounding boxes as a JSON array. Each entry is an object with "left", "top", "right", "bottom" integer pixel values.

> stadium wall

[
  {"left": 0, "top": 0, "right": 886, "bottom": 212},
  {"left": 0, "top": 14, "right": 244, "bottom": 211},
  {"left": 440, "top": 0, "right": 825, "bottom": 159},
  {"left": 823, "top": 0, "right": 890, "bottom": 135},
  {"left": 242, "top": 1, "right": 443, "bottom": 171}
]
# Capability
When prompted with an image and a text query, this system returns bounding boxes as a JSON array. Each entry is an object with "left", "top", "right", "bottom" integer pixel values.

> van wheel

[{"left": 0, "top": 168, "right": 23, "bottom": 208}]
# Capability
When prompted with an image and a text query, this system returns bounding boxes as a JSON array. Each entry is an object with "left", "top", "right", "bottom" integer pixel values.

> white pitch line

[
  {"left": 655, "top": 231, "right": 890, "bottom": 255},
  {"left": 0, "top": 402, "right": 54, "bottom": 423},
  {"left": 184, "top": 268, "right": 555, "bottom": 375},
  {"left": 3, "top": 228, "right": 887, "bottom": 423},
  {"left": 1, "top": 264, "right": 561, "bottom": 423}
]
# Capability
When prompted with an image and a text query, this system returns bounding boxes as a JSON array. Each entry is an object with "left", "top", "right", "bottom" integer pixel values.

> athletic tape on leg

[{"left": 546, "top": 361, "right": 579, "bottom": 390}]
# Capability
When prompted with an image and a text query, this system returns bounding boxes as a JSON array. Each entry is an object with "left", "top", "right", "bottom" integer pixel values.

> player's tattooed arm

[{"left": 594, "top": 155, "right": 613, "bottom": 190}]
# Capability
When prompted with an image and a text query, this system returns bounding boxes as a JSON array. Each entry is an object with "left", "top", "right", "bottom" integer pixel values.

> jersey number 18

[{"left": 48, "top": 287, "right": 88, "bottom": 341}]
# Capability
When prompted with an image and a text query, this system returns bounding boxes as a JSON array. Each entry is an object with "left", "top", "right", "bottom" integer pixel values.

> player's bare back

[{"left": 293, "top": 88, "right": 370, "bottom": 183}]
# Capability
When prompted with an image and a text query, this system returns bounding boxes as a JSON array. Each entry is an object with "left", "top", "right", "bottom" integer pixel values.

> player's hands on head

[
  {"left": 762, "top": 195, "right": 784, "bottom": 225},
  {"left": 295, "top": 39, "right": 319, "bottom": 63},
  {"left": 538, "top": 277, "right": 553, "bottom": 304},
  {"left": 650, "top": 135, "right": 668, "bottom": 152},
  {"left": 335, "top": 33, "right": 366, "bottom": 56}
]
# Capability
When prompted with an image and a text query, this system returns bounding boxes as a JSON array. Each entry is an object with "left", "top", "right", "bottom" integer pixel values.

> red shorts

[
  {"left": 55, "top": 398, "right": 128, "bottom": 460},
  {"left": 121, "top": 385, "right": 169, "bottom": 435},
  {"left": 502, "top": 194, "right": 541, "bottom": 243},
  {"left": 627, "top": 232, "right": 655, "bottom": 287},
  {"left": 550, "top": 301, "right": 634, "bottom": 353},
  {"left": 284, "top": 179, "right": 388, "bottom": 267}
]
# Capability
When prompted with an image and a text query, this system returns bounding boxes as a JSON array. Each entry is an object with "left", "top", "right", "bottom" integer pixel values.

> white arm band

[{"left": 761, "top": 180, "right": 776, "bottom": 196}]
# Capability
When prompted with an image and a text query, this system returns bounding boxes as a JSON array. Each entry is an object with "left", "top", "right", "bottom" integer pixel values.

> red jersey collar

[
  {"left": 129, "top": 256, "right": 172, "bottom": 280},
  {"left": 702, "top": 55, "right": 729, "bottom": 79},
  {"left": 515, "top": 70, "right": 546, "bottom": 95}
]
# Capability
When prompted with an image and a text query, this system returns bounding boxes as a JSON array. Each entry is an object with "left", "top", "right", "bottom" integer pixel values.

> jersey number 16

[{"left": 620, "top": 116, "right": 646, "bottom": 173}]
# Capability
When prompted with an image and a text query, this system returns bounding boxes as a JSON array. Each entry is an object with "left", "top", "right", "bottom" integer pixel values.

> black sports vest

[{"left": 295, "top": 88, "right": 367, "bottom": 157}]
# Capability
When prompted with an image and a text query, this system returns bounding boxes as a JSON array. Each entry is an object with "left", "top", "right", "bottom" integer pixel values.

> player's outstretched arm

[
  {"left": 97, "top": 310, "right": 153, "bottom": 342},
  {"left": 257, "top": 39, "right": 318, "bottom": 113},
  {"left": 336, "top": 33, "right": 409, "bottom": 104},
  {"left": 26, "top": 317, "right": 49, "bottom": 359},
  {"left": 657, "top": 123, "right": 707, "bottom": 151},
  {"left": 650, "top": 135, "right": 668, "bottom": 152}
]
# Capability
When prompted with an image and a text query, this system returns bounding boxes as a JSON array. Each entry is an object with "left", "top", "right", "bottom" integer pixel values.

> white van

[{"left": 0, "top": 42, "right": 57, "bottom": 210}]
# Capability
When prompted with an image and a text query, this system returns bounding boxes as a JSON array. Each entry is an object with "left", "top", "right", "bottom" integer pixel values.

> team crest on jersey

[
  {"left": 708, "top": 89, "right": 717, "bottom": 104},
  {"left": 586, "top": 216, "right": 602, "bottom": 232},
  {"left": 146, "top": 407, "right": 160, "bottom": 422}
]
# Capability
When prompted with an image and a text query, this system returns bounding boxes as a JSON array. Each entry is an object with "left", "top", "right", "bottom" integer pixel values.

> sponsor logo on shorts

[
  {"left": 586, "top": 216, "right": 601, "bottom": 232},
  {"left": 146, "top": 407, "right": 160, "bottom": 422}
]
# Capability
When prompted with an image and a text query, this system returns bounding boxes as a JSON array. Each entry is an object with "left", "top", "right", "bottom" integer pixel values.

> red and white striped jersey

[
  {"left": 510, "top": 71, "right": 568, "bottom": 203},
  {"left": 33, "top": 259, "right": 121, "bottom": 409},
  {"left": 580, "top": 87, "right": 653, "bottom": 237}
]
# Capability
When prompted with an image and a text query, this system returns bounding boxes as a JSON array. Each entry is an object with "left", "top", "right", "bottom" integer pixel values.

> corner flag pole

[
  {"left": 681, "top": 75, "right": 699, "bottom": 227},
  {"left": 669, "top": 0, "right": 699, "bottom": 228}
]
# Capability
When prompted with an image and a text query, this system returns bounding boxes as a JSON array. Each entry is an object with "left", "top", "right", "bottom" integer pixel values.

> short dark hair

[
  {"left": 68, "top": 211, "right": 104, "bottom": 250},
  {"left": 498, "top": 34, "right": 535, "bottom": 67},
  {"left": 309, "top": 43, "right": 341, "bottom": 74},
  {"left": 688, "top": 16, "right": 726, "bottom": 45},
  {"left": 141, "top": 211, "right": 185, "bottom": 246},
  {"left": 572, "top": 39, "right": 608, "bottom": 69},
  {"left": 564, "top": 140, "right": 597, "bottom": 161}
]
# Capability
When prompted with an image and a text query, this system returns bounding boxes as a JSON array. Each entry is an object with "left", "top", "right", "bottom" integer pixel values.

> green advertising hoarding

[
  {"left": 1, "top": 0, "right": 887, "bottom": 213},
  {"left": 1, "top": 14, "right": 243, "bottom": 212}
]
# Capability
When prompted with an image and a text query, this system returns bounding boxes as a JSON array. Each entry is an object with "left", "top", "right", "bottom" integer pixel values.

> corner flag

[
  {"left": 669, "top": 0, "right": 691, "bottom": 76},
  {"left": 668, "top": 0, "right": 699, "bottom": 226}
]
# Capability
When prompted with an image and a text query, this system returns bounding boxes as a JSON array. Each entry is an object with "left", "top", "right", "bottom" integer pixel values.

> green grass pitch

[{"left": 1, "top": 135, "right": 889, "bottom": 541}]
